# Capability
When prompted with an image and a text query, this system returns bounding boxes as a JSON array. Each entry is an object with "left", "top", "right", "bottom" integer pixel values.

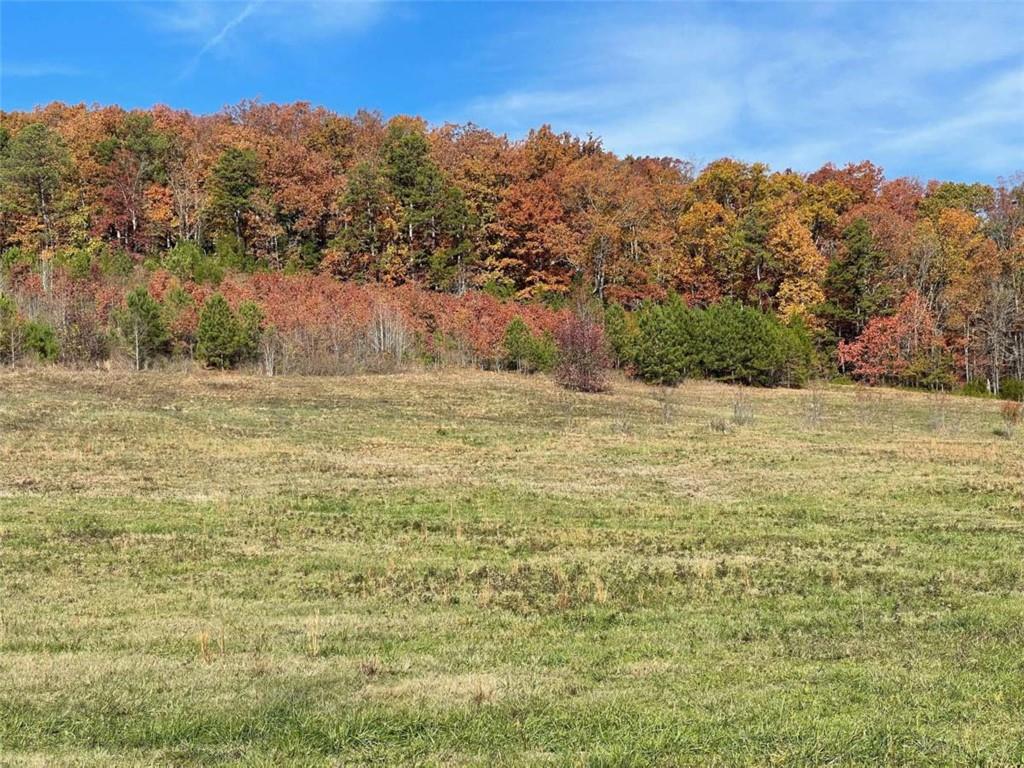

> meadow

[{"left": 1, "top": 368, "right": 1022, "bottom": 766}]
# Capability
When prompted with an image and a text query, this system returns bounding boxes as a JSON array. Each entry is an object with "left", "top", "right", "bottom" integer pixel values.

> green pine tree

[
  {"left": 504, "top": 317, "right": 534, "bottom": 372},
  {"left": 633, "top": 295, "right": 699, "bottom": 385},
  {"left": 0, "top": 123, "right": 71, "bottom": 249},
  {"left": 22, "top": 321, "right": 58, "bottom": 363},
  {"left": 333, "top": 160, "right": 394, "bottom": 279},
  {"left": 821, "top": 218, "right": 889, "bottom": 341},
  {"left": 196, "top": 293, "right": 240, "bottom": 369},
  {"left": 382, "top": 122, "right": 472, "bottom": 279},
  {"left": 114, "top": 287, "right": 168, "bottom": 371},
  {"left": 0, "top": 294, "right": 23, "bottom": 365},
  {"left": 208, "top": 147, "right": 260, "bottom": 245},
  {"left": 603, "top": 303, "right": 637, "bottom": 368},
  {"left": 235, "top": 300, "right": 264, "bottom": 365}
]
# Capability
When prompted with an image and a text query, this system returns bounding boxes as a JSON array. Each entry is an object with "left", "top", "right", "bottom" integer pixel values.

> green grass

[{"left": 1, "top": 369, "right": 1023, "bottom": 766}]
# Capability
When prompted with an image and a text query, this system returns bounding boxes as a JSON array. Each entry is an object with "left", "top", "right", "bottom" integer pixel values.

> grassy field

[{"left": 1, "top": 368, "right": 1023, "bottom": 766}]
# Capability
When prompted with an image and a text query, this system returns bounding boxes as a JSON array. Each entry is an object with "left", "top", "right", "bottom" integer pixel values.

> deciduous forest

[{"left": 1, "top": 101, "right": 1022, "bottom": 394}]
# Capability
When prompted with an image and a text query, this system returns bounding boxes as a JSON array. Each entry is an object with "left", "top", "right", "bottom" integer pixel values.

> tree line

[{"left": 0, "top": 101, "right": 1022, "bottom": 393}]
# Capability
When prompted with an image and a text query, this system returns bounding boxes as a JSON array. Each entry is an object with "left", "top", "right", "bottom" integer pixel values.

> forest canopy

[{"left": 0, "top": 101, "right": 1021, "bottom": 391}]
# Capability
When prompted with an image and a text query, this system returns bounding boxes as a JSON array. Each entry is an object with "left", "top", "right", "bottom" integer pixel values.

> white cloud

[
  {"left": 454, "top": 3, "right": 1024, "bottom": 181},
  {"left": 259, "top": 1, "right": 385, "bottom": 41},
  {"left": 876, "top": 66, "right": 1024, "bottom": 175}
]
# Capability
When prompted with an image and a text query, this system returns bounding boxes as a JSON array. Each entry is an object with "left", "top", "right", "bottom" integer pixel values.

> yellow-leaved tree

[{"left": 768, "top": 211, "right": 826, "bottom": 323}]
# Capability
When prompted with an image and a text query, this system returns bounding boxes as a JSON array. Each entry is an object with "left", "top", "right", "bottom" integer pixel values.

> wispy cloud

[
  {"left": 875, "top": 66, "right": 1024, "bottom": 175},
  {"left": 2, "top": 63, "right": 87, "bottom": 78},
  {"left": 455, "top": 3, "right": 1024, "bottom": 181},
  {"left": 179, "top": 1, "right": 264, "bottom": 80},
  {"left": 259, "top": 1, "right": 386, "bottom": 42},
  {"left": 145, "top": 0, "right": 387, "bottom": 80}
]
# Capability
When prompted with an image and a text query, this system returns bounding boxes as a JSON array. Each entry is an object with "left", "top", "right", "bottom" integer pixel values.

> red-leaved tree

[
  {"left": 554, "top": 311, "right": 609, "bottom": 392},
  {"left": 837, "top": 291, "right": 951, "bottom": 386}
]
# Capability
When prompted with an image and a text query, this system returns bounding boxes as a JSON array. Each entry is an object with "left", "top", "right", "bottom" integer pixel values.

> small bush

[
  {"left": 55, "top": 245, "right": 93, "bottom": 280},
  {"left": 98, "top": 245, "right": 134, "bottom": 277},
  {"left": 503, "top": 317, "right": 556, "bottom": 373},
  {"left": 804, "top": 383, "right": 826, "bottom": 430},
  {"left": 0, "top": 294, "right": 21, "bottom": 364},
  {"left": 0, "top": 247, "right": 34, "bottom": 278},
  {"left": 554, "top": 313, "right": 608, "bottom": 393},
  {"left": 999, "top": 401, "right": 1022, "bottom": 439},
  {"left": 926, "top": 391, "right": 957, "bottom": 434},
  {"left": 504, "top": 317, "right": 533, "bottom": 371},
  {"left": 214, "top": 233, "right": 251, "bottom": 272},
  {"left": 59, "top": 297, "right": 109, "bottom": 364},
  {"left": 22, "top": 320, "right": 58, "bottom": 362},
  {"left": 653, "top": 389, "right": 675, "bottom": 424},
  {"left": 961, "top": 380, "right": 991, "bottom": 398},
  {"left": 708, "top": 417, "right": 731, "bottom": 434},
  {"left": 999, "top": 377, "right": 1024, "bottom": 402},
  {"left": 163, "top": 241, "right": 223, "bottom": 284},
  {"left": 161, "top": 285, "right": 197, "bottom": 357},
  {"left": 529, "top": 332, "right": 558, "bottom": 373},
  {"left": 731, "top": 391, "right": 755, "bottom": 426}
]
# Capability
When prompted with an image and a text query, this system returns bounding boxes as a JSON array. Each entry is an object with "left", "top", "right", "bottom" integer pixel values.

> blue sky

[{"left": 2, "top": 1, "right": 1021, "bottom": 182}]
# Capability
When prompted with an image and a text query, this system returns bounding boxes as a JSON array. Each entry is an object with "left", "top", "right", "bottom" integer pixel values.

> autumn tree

[
  {"left": 155, "top": 107, "right": 215, "bottom": 246},
  {"left": 563, "top": 152, "right": 625, "bottom": 300},
  {"left": 838, "top": 291, "right": 951, "bottom": 387},
  {"left": 431, "top": 123, "right": 511, "bottom": 288},
  {"left": 1, "top": 100, "right": 1021, "bottom": 391},
  {"left": 807, "top": 162, "right": 884, "bottom": 206},
  {"left": 676, "top": 199, "right": 734, "bottom": 302},
  {"left": 920, "top": 181, "right": 994, "bottom": 220},
  {"left": 606, "top": 158, "right": 686, "bottom": 303},
  {"left": 935, "top": 208, "right": 999, "bottom": 382},
  {"left": 554, "top": 310, "right": 608, "bottom": 392},
  {"left": 488, "top": 126, "right": 585, "bottom": 297},
  {"left": 92, "top": 112, "right": 172, "bottom": 252},
  {"left": 690, "top": 158, "right": 768, "bottom": 215},
  {"left": 766, "top": 211, "right": 826, "bottom": 321},
  {"left": 492, "top": 176, "right": 577, "bottom": 297},
  {"left": 258, "top": 133, "right": 338, "bottom": 258}
]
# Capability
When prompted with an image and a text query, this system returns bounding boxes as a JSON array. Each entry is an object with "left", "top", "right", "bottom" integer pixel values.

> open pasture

[{"left": 1, "top": 370, "right": 1022, "bottom": 765}]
